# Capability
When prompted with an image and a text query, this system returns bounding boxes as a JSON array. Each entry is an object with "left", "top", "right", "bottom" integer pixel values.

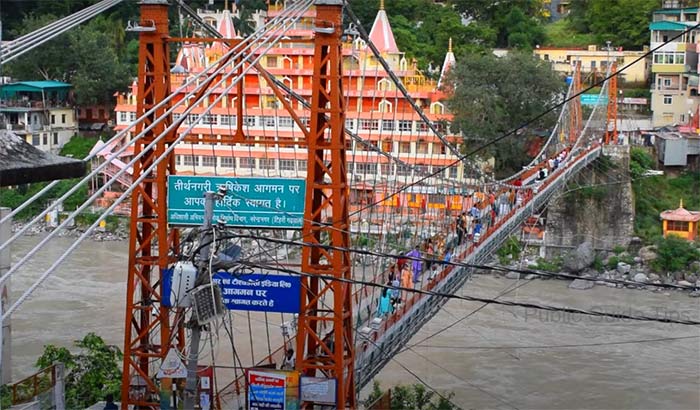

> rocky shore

[
  {"left": 12, "top": 221, "right": 128, "bottom": 242},
  {"left": 497, "top": 240, "right": 700, "bottom": 297}
]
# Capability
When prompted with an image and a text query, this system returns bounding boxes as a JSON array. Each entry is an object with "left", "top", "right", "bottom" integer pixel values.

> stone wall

[{"left": 544, "top": 145, "right": 635, "bottom": 257}]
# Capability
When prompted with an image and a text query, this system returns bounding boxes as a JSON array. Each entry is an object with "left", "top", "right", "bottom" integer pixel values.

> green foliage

[
  {"left": 361, "top": 381, "right": 458, "bottom": 410},
  {"left": 452, "top": 0, "right": 547, "bottom": 49},
  {"left": 612, "top": 245, "right": 626, "bottom": 255},
  {"left": 497, "top": 236, "right": 522, "bottom": 264},
  {"left": 5, "top": 14, "right": 132, "bottom": 106},
  {"left": 0, "top": 385, "right": 11, "bottom": 409},
  {"left": 592, "top": 254, "right": 604, "bottom": 272},
  {"left": 652, "top": 235, "right": 700, "bottom": 273},
  {"left": 630, "top": 147, "right": 655, "bottom": 179},
  {"left": 59, "top": 135, "right": 100, "bottom": 159},
  {"left": 533, "top": 257, "right": 562, "bottom": 272},
  {"left": 543, "top": 19, "right": 597, "bottom": 47},
  {"left": 36, "top": 333, "right": 122, "bottom": 410},
  {"left": 567, "top": 0, "right": 661, "bottom": 49},
  {"left": 606, "top": 255, "right": 619, "bottom": 270},
  {"left": 446, "top": 51, "right": 565, "bottom": 176},
  {"left": 632, "top": 167, "right": 700, "bottom": 243}
]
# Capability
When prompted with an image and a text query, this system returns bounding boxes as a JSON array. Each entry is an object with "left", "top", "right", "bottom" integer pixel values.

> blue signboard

[
  {"left": 248, "top": 370, "right": 287, "bottom": 410},
  {"left": 167, "top": 176, "right": 306, "bottom": 228},
  {"left": 212, "top": 273, "right": 301, "bottom": 313},
  {"left": 580, "top": 94, "right": 609, "bottom": 106}
]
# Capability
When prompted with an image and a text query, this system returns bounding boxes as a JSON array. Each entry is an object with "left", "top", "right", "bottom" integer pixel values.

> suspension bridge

[{"left": 0, "top": 0, "right": 629, "bottom": 408}]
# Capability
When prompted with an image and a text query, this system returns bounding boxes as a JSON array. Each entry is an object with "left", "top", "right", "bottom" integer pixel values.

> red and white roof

[
  {"left": 660, "top": 201, "right": 700, "bottom": 222},
  {"left": 368, "top": 3, "right": 399, "bottom": 54}
]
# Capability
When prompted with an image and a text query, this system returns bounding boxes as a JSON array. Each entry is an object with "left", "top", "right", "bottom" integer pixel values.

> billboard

[
  {"left": 167, "top": 176, "right": 306, "bottom": 228},
  {"left": 247, "top": 369, "right": 299, "bottom": 410},
  {"left": 213, "top": 273, "right": 301, "bottom": 313}
]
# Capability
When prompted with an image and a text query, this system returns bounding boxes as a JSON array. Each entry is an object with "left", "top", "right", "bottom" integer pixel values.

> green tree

[
  {"left": 36, "top": 333, "right": 122, "bottom": 409},
  {"left": 567, "top": 0, "right": 660, "bottom": 49},
  {"left": 445, "top": 51, "right": 565, "bottom": 176},
  {"left": 5, "top": 15, "right": 131, "bottom": 107},
  {"left": 380, "top": 382, "right": 458, "bottom": 410}
]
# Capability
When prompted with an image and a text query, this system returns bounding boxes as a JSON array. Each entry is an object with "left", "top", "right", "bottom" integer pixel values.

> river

[{"left": 8, "top": 236, "right": 700, "bottom": 409}]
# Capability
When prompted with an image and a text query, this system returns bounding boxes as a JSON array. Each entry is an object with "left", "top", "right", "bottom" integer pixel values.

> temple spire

[
  {"left": 368, "top": 0, "right": 399, "bottom": 53},
  {"left": 680, "top": 198, "right": 684, "bottom": 208},
  {"left": 438, "top": 38, "right": 456, "bottom": 89}
]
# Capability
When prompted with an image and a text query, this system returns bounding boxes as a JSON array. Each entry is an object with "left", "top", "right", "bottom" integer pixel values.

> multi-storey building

[
  {"left": 649, "top": 3, "right": 700, "bottom": 127},
  {"left": 533, "top": 45, "right": 649, "bottom": 84},
  {"left": 0, "top": 81, "right": 78, "bottom": 153},
  {"left": 113, "top": 2, "right": 462, "bottom": 189}
]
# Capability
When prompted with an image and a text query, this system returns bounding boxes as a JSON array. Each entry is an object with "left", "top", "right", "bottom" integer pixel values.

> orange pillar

[
  {"left": 604, "top": 63, "right": 618, "bottom": 145},
  {"left": 296, "top": 1, "right": 355, "bottom": 408},
  {"left": 121, "top": 1, "right": 181, "bottom": 408}
]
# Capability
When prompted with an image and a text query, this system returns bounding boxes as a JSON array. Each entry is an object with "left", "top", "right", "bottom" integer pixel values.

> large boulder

[
  {"left": 633, "top": 273, "right": 648, "bottom": 283},
  {"left": 563, "top": 241, "right": 595, "bottom": 273},
  {"left": 616, "top": 262, "right": 631, "bottom": 275},
  {"left": 638, "top": 245, "right": 658, "bottom": 264}
]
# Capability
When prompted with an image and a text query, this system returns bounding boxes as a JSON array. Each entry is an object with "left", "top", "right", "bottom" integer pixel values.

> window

[
  {"left": 262, "top": 116, "right": 276, "bottom": 127},
  {"left": 380, "top": 163, "right": 392, "bottom": 176},
  {"left": 32, "top": 135, "right": 40, "bottom": 145},
  {"left": 396, "top": 165, "right": 411, "bottom": 176},
  {"left": 280, "top": 159, "right": 295, "bottom": 171},
  {"left": 240, "top": 157, "right": 255, "bottom": 168},
  {"left": 119, "top": 112, "right": 127, "bottom": 123},
  {"left": 543, "top": 54, "right": 549, "bottom": 61},
  {"left": 53, "top": 133, "right": 58, "bottom": 145},
  {"left": 417, "top": 122, "right": 428, "bottom": 133},
  {"left": 172, "top": 113, "right": 182, "bottom": 122},
  {"left": 183, "top": 155, "right": 197, "bottom": 166},
  {"left": 356, "top": 163, "right": 377, "bottom": 174},
  {"left": 399, "top": 142, "right": 411, "bottom": 153},
  {"left": 42, "top": 134, "right": 48, "bottom": 145},
  {"left": 416, "top": 142, "right": 429, "bottom": 154},
  {"left": 296, "top": 160, "right": 307, "bottom": 171},
  {"left": 382, "top": 120, "right": 395, "bottom": 131},
  {"left": 398, "top": 120, "right": 412, "bottom": 132},
  {"left": 667, "top": 220, "right": 689, "bottom": 231},
  {"left": 260, "top": 158, "right": 276, "bottom": 170},
  {"left": 61, "top": 114, "right": 66, "bottom": 123},
  {"left": 663, "top": 95, "right": 673, "bottom": 105},
  {"left": 202, "top": 156, "right": 216, "bottom": 167},
  {"left": 449, "top": 167, "right": 458, "bottom": 178},
  {"left": 221, "top": 157, "right": 235, "bottom": 168},
  {"left": 591, "top": 61, "right": 596, "bottom": 69},
  {"left": 267, "top": 56, "right": 278, "bottom": 68},
  {"left": 51, "top": 115, "right": 56, "bottom": 124},
  {"left": 244, "top": 116, "right": 256, "bottom": 127},
  {"left": 381, "top": 140, "right": 392, "bottom": 152},
  {"left": 130, "top": 112, "right": 137, "bottom": 122},
  {"left": 663, "top": 78, "right": 672, "bottom": 87},
  {"left": 176, "top": 155, "right": 182, "bottom": 165},
  {"left": 202, "top": 114, "right": 216, "bottom": 124},
  {"left": 279, "top": 117, "right": 293, "bottom": 128},
  {"left": 300, "top": 117, "right": 310, "bottom": 127},
  {"left": 360, "top": 119, "right": 379, "bottom": 130},
  {"left": 415, "top": 164, "right": 431, "bottom": 175},
  {"left": 345, "top": 118, "right": 356, "bottom": 130},
  {"left": 220, "top": 115, "right": 234, "bottom": 126},
  {"left": 653, "top": 51, "right": 685, "bottom": 65}
]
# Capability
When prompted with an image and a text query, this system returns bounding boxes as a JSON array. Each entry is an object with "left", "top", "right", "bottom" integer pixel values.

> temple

[
  {"left": 111, "top": 1, "right": 462, "bottom": 212},
  {"left": 660, "top": 199, "right": 700, "bottom": 240}
]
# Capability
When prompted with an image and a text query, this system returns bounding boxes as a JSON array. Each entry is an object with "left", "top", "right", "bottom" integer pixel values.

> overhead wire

[{"left": 1, "top": 0, "right": 315, "bottom": 321}]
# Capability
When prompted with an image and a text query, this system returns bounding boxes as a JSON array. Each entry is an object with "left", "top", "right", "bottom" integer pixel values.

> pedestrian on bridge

[
  {"left": 401, "top": 263, "right": 412, "bottom": 293},
  {"left": 377, "top": 288, "right": 394, "bottom": 318},
  {"left": 407, "top": 245, "right": 422, "bottom": 284}
]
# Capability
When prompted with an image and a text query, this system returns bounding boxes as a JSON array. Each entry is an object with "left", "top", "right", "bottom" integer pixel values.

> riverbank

[{"left": 11, "top": 220, "right": 128, "bottom": 242}]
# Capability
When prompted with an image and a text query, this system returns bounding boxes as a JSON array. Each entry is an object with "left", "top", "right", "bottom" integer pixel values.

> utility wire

[
  {"left": 200, "top": 233, "right": 700, "bottom": 292},
  {"left": 410, "top": 335, "right": 700, "bottom": 351},
  {"left": 236, "top": 260, "right": 700, "bottom": 326}
]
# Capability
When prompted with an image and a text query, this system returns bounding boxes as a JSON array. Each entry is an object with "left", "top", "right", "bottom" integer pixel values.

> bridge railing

[
  {"left": 354, "top": 145, "right": 602, "bottom": 388},
  {"left": 215, "top": 145, "right": 603, "bottom": 404}
]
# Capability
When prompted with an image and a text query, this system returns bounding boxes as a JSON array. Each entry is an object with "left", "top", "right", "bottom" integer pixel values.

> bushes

[
  {"left": 652, "top": 235, "right": 700, "bottom": 273},
  {"left": 496, "top": 236, "right": 522, "bottom": 264}
]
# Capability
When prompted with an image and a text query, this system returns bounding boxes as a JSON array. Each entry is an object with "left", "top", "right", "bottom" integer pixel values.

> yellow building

[
  {"left": 660, "top": 200, "right": 700, "bottom": 240},
  {"left": 533, "top": 45, "right": 650, "bottom": 84}
]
